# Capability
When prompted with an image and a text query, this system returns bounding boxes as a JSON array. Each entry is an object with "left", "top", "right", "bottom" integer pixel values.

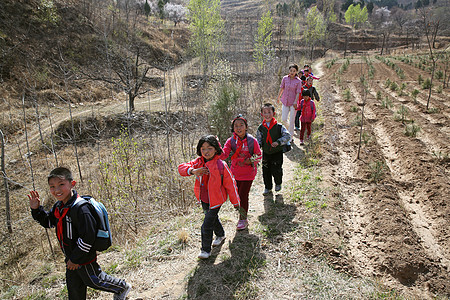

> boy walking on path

[
  {"left": 28, "top": 167, "right": 131, "bottom": 300},
  {"left": 256, "top": 103, "right": 291, "bottom": 196}
]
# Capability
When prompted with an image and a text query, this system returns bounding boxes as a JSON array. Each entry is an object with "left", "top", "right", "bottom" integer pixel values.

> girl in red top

[
  {"left": 221, "top": 115, "right": 262, "bottom": 230},
  {"left": 298, "top": 89, "right": 316, "bottom": 145},
  {"left": 178, "top": 135, "right": 240, "bottom": 259}
]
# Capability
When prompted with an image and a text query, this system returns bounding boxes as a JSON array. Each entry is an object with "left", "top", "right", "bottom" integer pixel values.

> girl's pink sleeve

[
  {"left": 219, "top": 138, "right": 232, "bottom": 160},
  {"left": 178, "top": 160, "right": 195, "bottom": 176},
  {"left": 222, "top": 163, "right": 240, "bottom": 207},
  {"left": 280, "top": 76, "right": 286, "bottom": 89}
]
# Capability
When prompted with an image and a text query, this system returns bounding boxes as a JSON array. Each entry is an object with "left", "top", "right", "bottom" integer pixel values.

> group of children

[
  {"left": 28, "top": 63, "right": 319, "bottom": 299},
  {"left": 278, "top": 64, "right": 319, "bottom": 145}
]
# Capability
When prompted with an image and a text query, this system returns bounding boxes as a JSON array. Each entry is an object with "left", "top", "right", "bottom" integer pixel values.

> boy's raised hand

[{"left": 28, "top": 190, "right": 41, "bottom": 209}]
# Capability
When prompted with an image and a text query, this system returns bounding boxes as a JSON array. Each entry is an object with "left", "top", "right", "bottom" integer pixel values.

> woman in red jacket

[{"left": 178, "top": 135, "right": 240, "bottom": 259}]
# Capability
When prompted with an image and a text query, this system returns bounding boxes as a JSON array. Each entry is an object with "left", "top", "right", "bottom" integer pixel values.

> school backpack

[
  {"left": 299, "top": 100, "right": 315, "bottom": 113},
  {"left": 71, "top": 196, "right": 112, "bottom": 252},
  {"left": 230, "top": 134, "right": 255, "bottom": 155}
]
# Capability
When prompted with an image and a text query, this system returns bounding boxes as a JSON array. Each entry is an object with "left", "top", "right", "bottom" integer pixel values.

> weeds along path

[
  {"left": 6, "top": 58, "right": 198, "bottom": 160},
  {"left": 320, "top": 58, "right": 449, "bottom": 298}
]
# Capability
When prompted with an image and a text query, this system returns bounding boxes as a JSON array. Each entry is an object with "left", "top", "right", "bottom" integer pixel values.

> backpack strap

[
  {"left": 230, "top": 134, "right": 254, "bottom": 155},
  {"left": 70, "top": 196, "right": 100, "bottom": 228}
]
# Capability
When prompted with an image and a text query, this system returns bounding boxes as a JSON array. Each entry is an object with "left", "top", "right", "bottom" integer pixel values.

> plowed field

[{"left": 319, "top": 56, "right": 449, "bottom": 298}]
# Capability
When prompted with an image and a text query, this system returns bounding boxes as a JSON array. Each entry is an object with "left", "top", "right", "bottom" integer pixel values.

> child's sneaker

[
  {"left": 263, "top": 188, "right": 272, "bottom": 196},
  {"left": 114, "top": 282, "right": 132, "bottom": 300},
  {"left": 300, "top": 140, "right": 304, "bottom": 145},
  {"left": 236, "top": 219, "right": 248, "bottom": 230},
  {"left": 198, "top": 250, "right": 211, "bottom": 259},
  {"left": 275, "top": 184, "right": 282, "bottom": 192},
  {"left": 212, "top": 236, "right": 226, "bottom": 247}
]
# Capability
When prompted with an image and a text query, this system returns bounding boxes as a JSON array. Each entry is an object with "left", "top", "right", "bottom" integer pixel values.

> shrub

[
  {"left": 394, "top": 105, "right": 409, "bottom": 123},
  {"left": 422, "top": 78, "right": 432, "bottom": 89},
  {"left": 436, "top": 70, "right": 443, "bottom": 80},
  {"left": 376, "top": 91, "right": 382, "bottom": 101},
  {"left": 437, "top": 85, "right": 443, "bottom": 93},
  {"left": 362, "top": 131, "right": 371, "bottom": 145},
  {"left": 350, "top": 106, "right": 358, "bottom": 112},
  {"left": 390, "top": 82, "right": 398, "bottom": 91},
  {"left": 418, "top": 74, "right": 423, "bottom": 84},
  {"left": 343, "top": 88, "right": 351, "bottom": 102},
  {"left": 208, "top": 60, "right": 241, "bottom": 143},
  {"left": 381, "top": 96, "right": 392, "bottom": 108},
  {"left": 405, "top": 123, "right": 420, "bottom": 137},
  {"left": 384, "top": 78, "right": 391, "bottom": 88},
  {"left": 369, "top": 161, "right": 387, "bottom": 183},
  {"left": 411, "top": 89, "right": 419, "bottom": 100}
]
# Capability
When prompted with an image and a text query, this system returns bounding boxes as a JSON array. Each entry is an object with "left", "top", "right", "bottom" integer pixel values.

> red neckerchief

[
  {"left": 231, "top": 133, "right": 245, "bottom": 160},
  {"left": 262, "top": 118, "right": 277, "bottom": 144},
  {"left": 54, "top": 204, "right": 69, "bottom": 248}
]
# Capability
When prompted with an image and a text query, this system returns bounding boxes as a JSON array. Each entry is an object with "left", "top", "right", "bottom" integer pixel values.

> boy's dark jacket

[
  {"left": 257, "top": 123, "right": 284, "bottom": 154},
  {"left": 31, "top": 190, "right": 97, "bottom": 264}
]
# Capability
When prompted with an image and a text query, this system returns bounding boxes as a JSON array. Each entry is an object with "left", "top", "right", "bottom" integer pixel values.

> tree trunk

[{"left": 0, "top": 129, "right": 12, "bottom": 234}]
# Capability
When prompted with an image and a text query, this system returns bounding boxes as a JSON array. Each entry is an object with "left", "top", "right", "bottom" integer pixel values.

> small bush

[
  {"left": 437, "top": 85, "right": 443, "bottom": 93},
  {"left": 411, "top": 89, "right": 419, "bottom": 100},
  {"left": 343, "top": 88, "right": 351, "bottom": 102},
  {"left": 381, "top": 96, "right": 392, "bottom": 108},
  {"left": 422, "top": 78, "right": 432, "bottom": 89},
  {"left": 436, "top": 70, "right": 443, "bottom": 80},
  {"left": 369, "top": 161, "right": 387, "bottom": 183},
  {"left": 376, "top": 91, "right": 382, "bottom": 101},
  {"left": 427, "top": 107, "right": 440, "bottom": 114},
  {"left": 405, "top": 123, "right": 420, "bottom": 137},
  {"left": 352, "top": 115, "right": 361, "bottom": 127},
  {"left": 418, "top": 74, "right": 423, "bottom": 84},
  {"left": 384, "top": 78, "right": 391, "bottom": 88},
  {"left": 390, "top": 82, "right": 398, "bottom": 91},
  {"left": 394, "top": 105, "right": 409, "bottom": 123},
  {"left": 350, "top": 106, "right": 358, "bottom": 112},
  {"left": 362, "top": 131, "right": 371, "bottom": 145}
]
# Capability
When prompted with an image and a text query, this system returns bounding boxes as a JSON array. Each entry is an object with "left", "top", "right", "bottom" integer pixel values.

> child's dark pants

[
  {"left": 66, "top": 261, "right": 127, "bottom": 299},
  {"left": 201, "top": 202, "right": 225, "bottom": 253},
  {"left": 295, "top": 110, "right": 301, "bottom": 129},
  {"left": 236, "top": 180, "right": 253, "bottom": 220},
  {"left": 262, "top": 151, "right": 283, "bottom": 190}
]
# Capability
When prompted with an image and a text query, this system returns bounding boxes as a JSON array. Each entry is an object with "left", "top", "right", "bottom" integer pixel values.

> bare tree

[
  {"left": 0, "top": 129, "right": 12, "bottom": 233},
  {"left": 420, "top": 8, "right": 440, "bottom": 110}
]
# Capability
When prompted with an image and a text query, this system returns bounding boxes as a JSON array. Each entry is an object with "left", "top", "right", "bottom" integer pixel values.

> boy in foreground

[
  {"left": 256, "top": 103, "right": 291, "bottom": 195},
  {"left": 28, "top": 167, "right": 131, "bottom": 300}
]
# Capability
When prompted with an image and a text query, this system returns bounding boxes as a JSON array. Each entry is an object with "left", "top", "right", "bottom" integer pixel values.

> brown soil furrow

[
  {"left": 349, "top": 84, "right": 450, "bottom": 276},
  {"left": 323, "top": 83, "right": 378, "bottom": 277},
  {"left": 326, "top": 83, "right": 438, "bottom": 298},
  {"left": 371, "top": 82, "right": 450, "bottom": 148}
]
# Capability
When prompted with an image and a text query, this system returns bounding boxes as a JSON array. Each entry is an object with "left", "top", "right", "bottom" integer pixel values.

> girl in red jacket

[
  {"left": 178, "top": 135, "right": 240, "bottom": 259},
  {"left": 221, "top": 115, "right": 262, "bottom": 231},
  {"left": 298, "top": 89, "right": 316, "bottom": 145}
]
